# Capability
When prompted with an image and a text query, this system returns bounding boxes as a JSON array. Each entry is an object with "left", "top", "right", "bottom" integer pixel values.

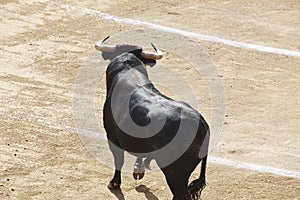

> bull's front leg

[
  {"left": 133, "top": 157, "right": 145, "bottom": 180},
  {"left": 108, "top": 142, "right": 124, "bottom": 189}
]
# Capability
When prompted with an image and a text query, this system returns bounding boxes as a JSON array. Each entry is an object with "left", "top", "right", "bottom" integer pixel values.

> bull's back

[{"left": 111, "top": 84, "right": 207, "bottom": 152}]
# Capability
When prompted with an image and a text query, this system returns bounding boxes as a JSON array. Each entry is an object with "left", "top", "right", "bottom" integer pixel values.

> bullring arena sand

[{"left": 1, "top": 0, "right": 300, "bottom": 199}]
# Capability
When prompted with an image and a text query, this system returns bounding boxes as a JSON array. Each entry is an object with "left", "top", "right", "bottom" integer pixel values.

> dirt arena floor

[{"left": 1, "top": 0, "right": 300, "bottom": 199}]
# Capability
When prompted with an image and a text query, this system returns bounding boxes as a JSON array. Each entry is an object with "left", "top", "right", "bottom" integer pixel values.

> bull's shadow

[
  {"left": 136, "top": 184, "right": 159, "bottom": 200},
  {"left": 110, "top": 188, "right": 125, "bottom": 200},
  {"left": 109, "top": 185, "right": 159, "bottom": 200}
]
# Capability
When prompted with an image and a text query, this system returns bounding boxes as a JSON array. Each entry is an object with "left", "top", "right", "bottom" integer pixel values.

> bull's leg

[
  {"left": 144, "top": 157, "right": 153, "bottom": 170},
  {"left": 108, "top": 142, "right": 124, "bottom": 190},
  {"left": 133, "top": 157, "right": 145, "bottom": 180},
  {"left": 161, "top": 167, "right": 190, "bottom": 200}
]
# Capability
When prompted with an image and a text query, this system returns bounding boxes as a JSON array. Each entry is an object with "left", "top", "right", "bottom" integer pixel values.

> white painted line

[
  {"left": 58, "top": 4, "right": 300, "bottom": 58},
  {"left": 1, "top": 109, "right": 300, "bottom": 179},
  {"left": 209, "top": 156, "right": 300, "bottom": 179}
]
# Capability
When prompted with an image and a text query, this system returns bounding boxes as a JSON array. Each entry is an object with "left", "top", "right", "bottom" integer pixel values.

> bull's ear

[
  {"left": 141, "top": 58, "right": 156, "bottom": 67},
  {"left": 127, "top": 48, "right": 156, "bottom": 67},
  {"left": 102, "top": 51, "right": 115, "bottom": 60}
]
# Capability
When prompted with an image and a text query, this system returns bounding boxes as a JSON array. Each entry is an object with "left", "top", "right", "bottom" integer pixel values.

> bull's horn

[
  {"left": 95, "top": 36, "right": 116, "bottom": 53},
  {"left": 141, "top": 43, "right": 163, "bottom": 60}
]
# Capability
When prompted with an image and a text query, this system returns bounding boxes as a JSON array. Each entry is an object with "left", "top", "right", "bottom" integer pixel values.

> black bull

[{"left": 96, "top": 37, "right": 210, "bottom": 200}]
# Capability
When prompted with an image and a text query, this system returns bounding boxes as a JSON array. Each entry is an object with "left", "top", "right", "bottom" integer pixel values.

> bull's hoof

[
  {"left": 133, "top": 161, "right": 145, "bottom": 180},
  {"left": 133, "top": 172, "right": 145, "bottom": 180},
  {"left": 108, "top": 181, "right": 121, "bottom": 190}
]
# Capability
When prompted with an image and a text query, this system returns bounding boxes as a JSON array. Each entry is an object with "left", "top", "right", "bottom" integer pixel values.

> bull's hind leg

[
  {"left": 108, "top": 142, "right": 124, "bottom": 189},
  {"left": 161, "top": 166, "right": 190, "bottom": 200}
]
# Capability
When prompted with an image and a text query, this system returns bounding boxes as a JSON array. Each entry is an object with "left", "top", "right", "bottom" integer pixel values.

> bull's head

[{"left": 95, "top": 36, "right": 163, "bottom": 66}]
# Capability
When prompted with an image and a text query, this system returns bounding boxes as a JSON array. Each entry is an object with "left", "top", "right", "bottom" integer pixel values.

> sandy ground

[{"left": 1, "top": 0, "right": 300, "bottom": 199}]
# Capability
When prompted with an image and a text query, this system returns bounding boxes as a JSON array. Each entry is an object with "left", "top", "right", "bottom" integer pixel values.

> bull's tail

[{"left": 188, "top": 155, "right": 207, "bottom": 200}]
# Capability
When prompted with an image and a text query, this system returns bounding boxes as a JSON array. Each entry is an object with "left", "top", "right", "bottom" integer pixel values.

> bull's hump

[
  {"left": 117, "top": 68, "right": 149, "bottom": 87},
  {"left": 130, "top": 89, "right": 182, "bottom": 118}
]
